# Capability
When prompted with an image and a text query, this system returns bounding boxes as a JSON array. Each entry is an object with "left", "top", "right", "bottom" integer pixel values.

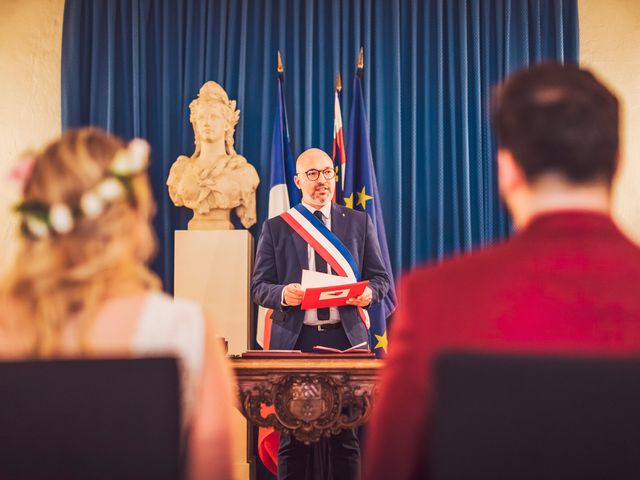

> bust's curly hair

[
  {"left": 189, "top": 81, "right": 241, "bottom": 156},
  {"left": 1, "top": 128, "right": 160, "bottom": 356}
]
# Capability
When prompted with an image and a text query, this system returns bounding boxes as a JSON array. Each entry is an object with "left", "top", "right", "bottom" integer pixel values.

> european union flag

[{"left": 340, "top": 66, "right": 397, "bottom": 358}]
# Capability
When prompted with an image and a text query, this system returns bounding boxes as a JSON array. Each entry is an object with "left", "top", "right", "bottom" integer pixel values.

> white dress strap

[{"left": 132, "top": 292, "right": 206, "bottom": 423}]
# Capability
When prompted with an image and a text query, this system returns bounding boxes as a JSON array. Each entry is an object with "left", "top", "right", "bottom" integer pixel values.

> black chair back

[
  {"left": 430, "top": 352, "right": 640, "bottom": 480},
  {"left": 0, "top": 357, "right": 181, "bottom": 480}
]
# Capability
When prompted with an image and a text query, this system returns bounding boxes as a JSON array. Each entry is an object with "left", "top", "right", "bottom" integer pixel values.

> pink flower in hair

[{"left": 7, "top": 154, "right": 36, "bottom": 192}]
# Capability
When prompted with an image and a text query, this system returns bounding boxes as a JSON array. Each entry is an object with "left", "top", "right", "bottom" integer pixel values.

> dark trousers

[{"left": 277, "top": 325, "right": 361, "bottom": 480}]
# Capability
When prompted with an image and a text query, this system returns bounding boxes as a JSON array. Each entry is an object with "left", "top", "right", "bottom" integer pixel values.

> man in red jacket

[{"left": 364, "top": 63, "right": 640, "bottom": 480}]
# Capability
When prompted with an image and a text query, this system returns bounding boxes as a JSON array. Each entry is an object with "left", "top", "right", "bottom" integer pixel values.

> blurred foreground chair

[
  {"left": 430, "top": 352, "right": 640, "bottom": 480},
  {"left": 0, "top": 357, "right": 181, "bottom": 480}
]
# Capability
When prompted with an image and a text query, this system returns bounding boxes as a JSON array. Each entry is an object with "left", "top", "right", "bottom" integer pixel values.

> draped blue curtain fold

[{"left": 62, "top": 0, "right": 578, "bottom": 292}]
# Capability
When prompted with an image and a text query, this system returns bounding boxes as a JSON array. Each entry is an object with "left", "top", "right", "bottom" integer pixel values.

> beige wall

[
  {"left": 0, "top": 0, "right": 64, "bottom": 268},
  {"left": 580, "top": 0, "right": 640, "bottom": 244},
  {"left": 0, "top": 0, "right": 638, "bottom": 267}
]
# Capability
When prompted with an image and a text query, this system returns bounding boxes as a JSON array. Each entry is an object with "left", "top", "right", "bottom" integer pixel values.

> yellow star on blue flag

[
  {"left": 356, "top": 186, "right": 373, "bottom": 209},
  {"left": 344, "top": 193, "right": 353, "bottom": 208},
  {"left": 344, "top": 193, "right": 354, "bottom": 209},
  {"left": 374, "top": 330, "right": 388, "bottom": 354}
]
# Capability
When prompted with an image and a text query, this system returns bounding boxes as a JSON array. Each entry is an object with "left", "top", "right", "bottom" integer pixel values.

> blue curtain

[{"left": 62, "top": 0, "right": 578, "bottom": 292}]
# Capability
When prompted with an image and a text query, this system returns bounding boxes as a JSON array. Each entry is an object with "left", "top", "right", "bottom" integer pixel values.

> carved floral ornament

[{"left": 238, "top": 373, "right": 376, "bottom": 444}]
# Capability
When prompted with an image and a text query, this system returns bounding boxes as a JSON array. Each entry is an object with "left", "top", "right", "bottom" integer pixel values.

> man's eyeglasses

[{"left": 297, "top": 168, "right": 336, "bottom": 181}]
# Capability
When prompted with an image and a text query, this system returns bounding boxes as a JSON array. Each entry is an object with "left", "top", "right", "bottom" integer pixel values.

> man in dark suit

[
  {"left": 364, "top": 63, "right": 640, "bottom": 480},
  {"left": 252, "top": 147, "right": 390, "bottom": 480}
]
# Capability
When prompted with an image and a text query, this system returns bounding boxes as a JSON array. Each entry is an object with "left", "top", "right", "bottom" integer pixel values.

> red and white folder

[{"left": 301, "top": 279, "right": 369, "bottom": 310}]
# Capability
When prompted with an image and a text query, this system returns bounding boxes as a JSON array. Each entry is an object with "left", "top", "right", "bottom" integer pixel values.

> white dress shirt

[{"left": 300, "top": 202, "right": 341, "bottom": 325}]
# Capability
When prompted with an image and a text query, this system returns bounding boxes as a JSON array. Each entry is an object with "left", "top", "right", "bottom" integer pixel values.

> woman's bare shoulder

[{"left": 0, "top": 297, "right": 33, "bottom": 357}]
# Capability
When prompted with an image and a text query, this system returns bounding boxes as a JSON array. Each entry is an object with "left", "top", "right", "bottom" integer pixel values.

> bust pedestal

[
  {"left": 174, "top": 229, "right": 254, "bottom": 479},
  {"left": 188, "top": 208, "right": 234, "bottom": 230}
]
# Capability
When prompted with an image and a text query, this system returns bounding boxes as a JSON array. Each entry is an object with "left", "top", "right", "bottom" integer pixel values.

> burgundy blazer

[{"left": 364, "top": 211, "right": 640, "bottom": 480}]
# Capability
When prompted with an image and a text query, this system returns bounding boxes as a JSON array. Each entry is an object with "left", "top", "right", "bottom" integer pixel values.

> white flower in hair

[
  {"left": 127, "top": 138, "right": 150, "bottom": 171},
  {"left": 110, "top": 151, "right": 132, "bottom": 176},
  {"left": 14, "top": 138, "right": 151, "bottom": 241},
  {"left": 110, "top": 138, "right": 149, "bottom": 176},
  {"left": 97, "top": 177, "right": 125, "bottom": 201},
  {"left": 80, "top": 191, "right": 105, "bottom": 219},
  {"left": 49, "top": 203, "right": 74, "bottom": 234},
  {"left": 25, "top": 216, "right": 49, "bottom": 238}
]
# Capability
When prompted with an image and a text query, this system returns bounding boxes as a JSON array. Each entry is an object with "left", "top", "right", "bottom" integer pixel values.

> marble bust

[{"left": 167, "top": 81, "right": 259, "bottom": 230}]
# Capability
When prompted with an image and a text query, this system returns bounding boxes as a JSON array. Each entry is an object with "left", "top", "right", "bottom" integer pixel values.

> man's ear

[
  {"left": 293, "top": 174, "right": 301, "bottom": 189},
  {"left": 497, "top": 149, "right": 526, "bottom": 198}
]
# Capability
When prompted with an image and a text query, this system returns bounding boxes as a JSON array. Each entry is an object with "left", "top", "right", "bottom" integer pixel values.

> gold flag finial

[
  {"left": 336, "top": 72, "right": 342, "bottom": 92},
  {"left": 277, "top": 50, "right": 284, "bottom": 73},
  {"left": 357, "top": 47, "right": 364, "bottom": 69}
]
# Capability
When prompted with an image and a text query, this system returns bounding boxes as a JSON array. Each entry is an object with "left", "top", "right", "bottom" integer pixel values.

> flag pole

[{"left": 336, "top": 72, "right": 342, "bottom": 92}]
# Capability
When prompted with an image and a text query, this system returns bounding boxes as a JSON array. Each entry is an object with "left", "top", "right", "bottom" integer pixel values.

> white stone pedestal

[{"left": 174, "top": 229, "right": 254, "bottom": 480}]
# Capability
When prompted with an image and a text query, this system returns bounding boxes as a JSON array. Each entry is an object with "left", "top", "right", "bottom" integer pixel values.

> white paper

[{"left": 301, "top": 269, "right": 353, "bottom": 288}]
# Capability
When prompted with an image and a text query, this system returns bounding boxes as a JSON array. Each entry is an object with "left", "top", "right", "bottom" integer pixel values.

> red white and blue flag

[
  {"left": 332, "top": 79, "right": 347, "bottom": 202},
  {"left": 256, "top": 53, "right": 300, "bottom": 477},
  {"left": 256, "top": 54, "right": 299, "bottom": 350}
]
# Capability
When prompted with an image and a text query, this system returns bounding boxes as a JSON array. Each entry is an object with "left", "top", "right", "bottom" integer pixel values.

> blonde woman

[{"left": 0, "top": 128, "right": 235, "bottom": 480}]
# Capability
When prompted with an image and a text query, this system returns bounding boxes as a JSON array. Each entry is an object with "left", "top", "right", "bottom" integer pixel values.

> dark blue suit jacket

[{"left": 251, "top": 203, "right": 390, "bottom": 350}]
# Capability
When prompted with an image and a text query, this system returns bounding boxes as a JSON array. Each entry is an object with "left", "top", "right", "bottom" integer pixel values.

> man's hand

[
  {"left": 283, "top": 283, "right": 305, "bottom": 306},
  {"left": 347, "top": 286, "right": 373, "bottom": 307}
]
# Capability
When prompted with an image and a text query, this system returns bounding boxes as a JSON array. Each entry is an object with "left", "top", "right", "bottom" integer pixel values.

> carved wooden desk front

[{"left": 232, "top": 356, "right": 383, "bottom": 444}]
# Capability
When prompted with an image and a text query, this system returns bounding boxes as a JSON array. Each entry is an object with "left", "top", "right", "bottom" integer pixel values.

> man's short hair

[{"left": 492, "top": 62, "right": 619, "bottom": 184}]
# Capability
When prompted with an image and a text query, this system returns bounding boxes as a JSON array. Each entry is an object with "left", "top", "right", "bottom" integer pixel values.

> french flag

[
  {"left": 256, "top": 52, "right": 299, "bottom": 350},
  {"left": 256, "top": 51, "right": 299, "bottom": 477}
]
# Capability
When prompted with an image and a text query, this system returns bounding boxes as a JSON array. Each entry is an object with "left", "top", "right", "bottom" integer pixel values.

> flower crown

[{"left": 11, "top": 139, "right": 150, "bottom": 239}]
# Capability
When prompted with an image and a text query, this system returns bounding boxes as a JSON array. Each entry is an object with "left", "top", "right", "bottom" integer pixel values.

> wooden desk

[{"left": 232, "top": 356, "right": 383, "bottom": 444}]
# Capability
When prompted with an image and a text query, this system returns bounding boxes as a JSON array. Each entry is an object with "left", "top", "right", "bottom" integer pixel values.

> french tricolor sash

[{"left": 280, "top": 204, "right": 370, "bottom": 330}]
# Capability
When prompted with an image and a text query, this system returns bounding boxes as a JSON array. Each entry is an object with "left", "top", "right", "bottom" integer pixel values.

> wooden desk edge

[{"left": 231, "top": 357, "right": 385, "bottom": 371}]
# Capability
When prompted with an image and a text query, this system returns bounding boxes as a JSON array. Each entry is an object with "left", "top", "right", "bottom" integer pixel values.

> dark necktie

[{"left": 313, "top": 210, "right": 330, "bottom": 320}]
